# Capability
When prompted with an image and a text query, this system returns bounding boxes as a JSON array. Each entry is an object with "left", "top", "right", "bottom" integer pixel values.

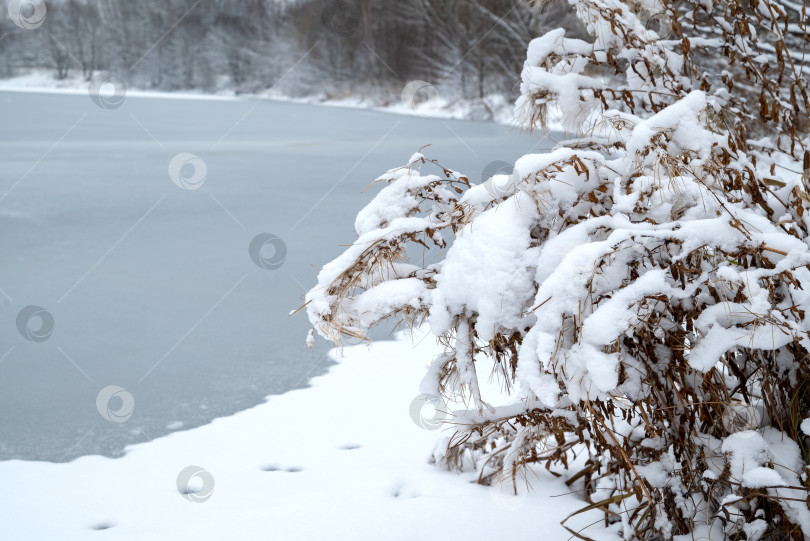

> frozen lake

[{"left": 0, "top": 90, "right": 553, "bottom": 461}]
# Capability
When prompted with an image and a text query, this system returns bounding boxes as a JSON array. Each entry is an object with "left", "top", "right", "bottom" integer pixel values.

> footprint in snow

[
  {"left": 391, "top": 483, "right": 421, "bottom": 499},
  {"left": 260, "top": 465, "right": 303, "bottom": 473}
]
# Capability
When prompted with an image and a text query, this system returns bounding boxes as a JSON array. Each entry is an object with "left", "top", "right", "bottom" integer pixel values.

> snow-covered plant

[{"left": 305, "top": 0, "right": 810, "bottom": 538}]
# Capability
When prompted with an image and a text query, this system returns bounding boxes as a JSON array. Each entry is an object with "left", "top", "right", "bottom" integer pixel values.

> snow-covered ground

[
  {"left": 0, "top": 330, "right": 619, "bottom": 541},
  {"left": 0, "top": 69, "right": 521, "bottom": 124},
  {"left": 0, "top": 70, "right": 239, "bottom": 100}
]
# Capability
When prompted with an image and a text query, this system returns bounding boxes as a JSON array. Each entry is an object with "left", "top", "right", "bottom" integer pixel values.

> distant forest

[{"left": 0, "top": 0, "right": 578, "bottom": 101}]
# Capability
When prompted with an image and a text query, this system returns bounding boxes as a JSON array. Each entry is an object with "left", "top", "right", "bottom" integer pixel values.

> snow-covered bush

[{"left": 306, "top": 0, "right": 810, "bottom": 538}]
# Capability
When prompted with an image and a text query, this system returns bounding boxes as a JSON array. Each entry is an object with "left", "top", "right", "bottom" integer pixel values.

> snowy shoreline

[
  {"left": 0, "top": 70, "right": 520, "bottom": 125},
  {"left": 0, "top": 330, "right": 615, "bottom": 540}
]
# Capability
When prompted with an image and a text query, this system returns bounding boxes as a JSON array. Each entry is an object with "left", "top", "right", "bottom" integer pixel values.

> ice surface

[{"left": 0, "top": 90, "right": 553, "bottom": 461}]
